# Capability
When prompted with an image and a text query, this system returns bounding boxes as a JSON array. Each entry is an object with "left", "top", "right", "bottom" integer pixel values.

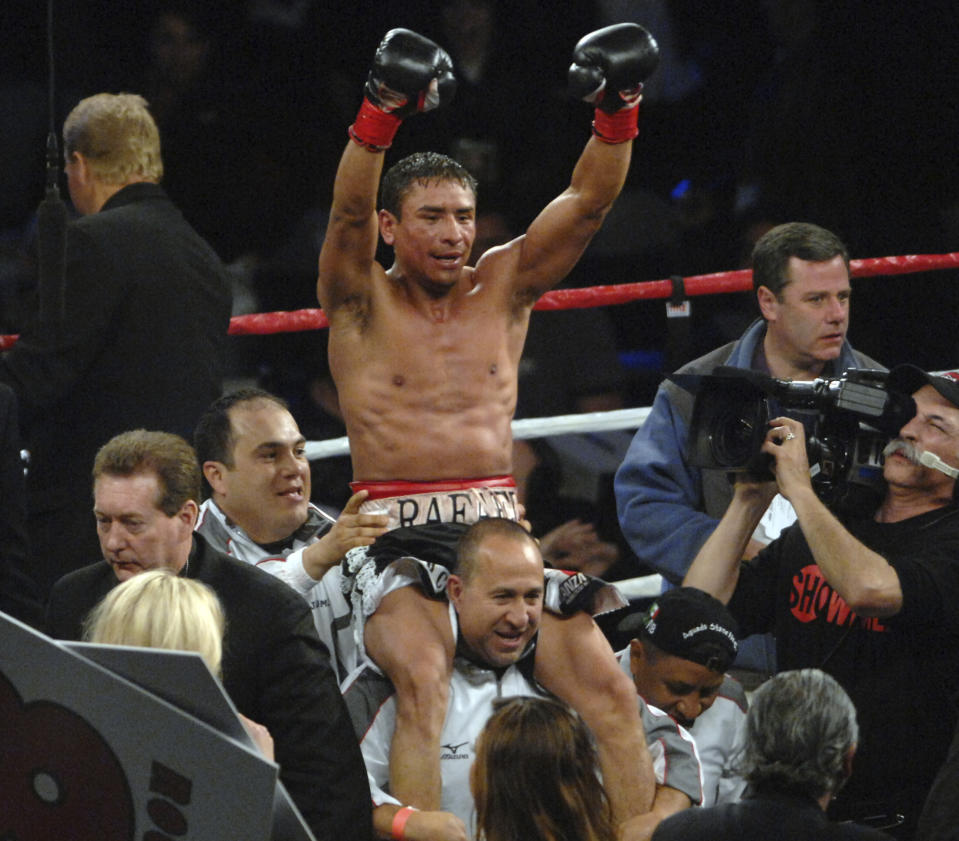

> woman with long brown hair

[{"left": 471, "top": 696, "right": 617, "bottom": 841}]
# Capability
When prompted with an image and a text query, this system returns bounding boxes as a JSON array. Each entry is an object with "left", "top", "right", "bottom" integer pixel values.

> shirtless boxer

[{"left": 318, "top": 25, "right": 660, "bottom": 835}]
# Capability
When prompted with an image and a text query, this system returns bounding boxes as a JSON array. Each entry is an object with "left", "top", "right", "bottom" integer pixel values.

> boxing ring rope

[
  {"left": 303, "top": 407, "right": 653, "bottom": 460},
  {"left": 254, "top": 250, "right": 959, "bottom": 600},
  {"left": 225, "top": 251, "right": 959, "bottom": 337},
  {"left": 273, "top": 251, "right": 955, "bottom": 457},
  {"left": 1, "top": 252, "right": 956, "bottom": 351},
  {"left": 6, "top": 252, "right": 954, "bottom": 598}
]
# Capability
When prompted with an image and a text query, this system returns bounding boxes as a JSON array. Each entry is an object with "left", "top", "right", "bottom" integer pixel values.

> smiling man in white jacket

[{"left": 344, "top": 518, "right": 702, "bottom": 841}]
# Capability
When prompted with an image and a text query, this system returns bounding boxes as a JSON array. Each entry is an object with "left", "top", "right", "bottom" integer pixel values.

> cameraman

[
  {"left": 684, "top": 365, "right": 959, "bottom": 838},
  {"left": 615, "top": 222, "right": 882, "bottom": 673}
]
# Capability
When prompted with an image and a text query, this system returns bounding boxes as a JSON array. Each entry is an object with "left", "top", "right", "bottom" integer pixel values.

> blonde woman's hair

[
  {"left": 84, "top": 569, "right": 224, "bottom": 675},
  {"left": 63, "top": 92, "right": 163, "bottom": 184}
]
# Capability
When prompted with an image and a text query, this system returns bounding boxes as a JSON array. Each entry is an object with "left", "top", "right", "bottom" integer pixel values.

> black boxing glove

[
  {"left": 568, "top": 23, "right": 660, "bottom": 143},
  {"left": 350, "top": 28, "right": 456, "bottom": 150}
]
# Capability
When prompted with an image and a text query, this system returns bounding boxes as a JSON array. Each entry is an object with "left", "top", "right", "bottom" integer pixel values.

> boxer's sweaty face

[{"left": 382, "top": 180, "right": 476, "bottom": 291}]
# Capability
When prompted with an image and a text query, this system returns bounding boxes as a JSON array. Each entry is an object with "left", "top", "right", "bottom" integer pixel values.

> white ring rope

[
  {"left": 303, "top": 404, "right": 663, "bottom": 601},
  {"left": 303, "top": 406, "right": 654, "bottom": 460},
  {"left": 305, "top": 366, "right": 959, "bottom": 460}
]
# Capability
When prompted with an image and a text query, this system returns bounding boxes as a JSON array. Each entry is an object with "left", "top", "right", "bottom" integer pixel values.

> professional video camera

[{"left": 670, "top": 366, "right": 916, "bottom": 511}]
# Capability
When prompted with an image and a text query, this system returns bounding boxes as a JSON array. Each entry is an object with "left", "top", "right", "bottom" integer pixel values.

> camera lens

[
  {"left": 686, "top": 375, "right": 772, "bottom": 471},
  {"left": 711, "top": 403, "right": 764, "bottom": 466}
]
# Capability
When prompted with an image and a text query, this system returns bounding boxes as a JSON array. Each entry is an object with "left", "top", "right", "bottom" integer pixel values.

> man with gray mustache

[
  {"left": 683, "top": 365, "right": 959, "bottom": 838},
  {"left": 883, "top": 438, "right": 959, "bottom": 479}
]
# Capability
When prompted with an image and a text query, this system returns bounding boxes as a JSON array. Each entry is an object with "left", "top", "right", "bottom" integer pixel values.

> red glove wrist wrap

[
  {"left": 591, "top": 106, "right": 639, "bottom": 144},
  {"left": 391, "top": 806, "right": 416, "bottom": 841},
  {"left": 349, "top": 98, "right": 403, "bottom": 150}
]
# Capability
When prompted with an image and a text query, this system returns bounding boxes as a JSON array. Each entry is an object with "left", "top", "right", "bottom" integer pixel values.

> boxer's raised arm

[
  {"left": 318, "top": 141, "right": 384, "bottom": 311},
  {"left": 318, "top": 29, "right": 455, "bottom": 310},
  {"left": 492, "top": 24, "right": 658, "bottom": 299}
]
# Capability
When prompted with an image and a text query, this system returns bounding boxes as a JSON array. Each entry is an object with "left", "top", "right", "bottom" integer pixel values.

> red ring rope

[{"left": 2, "top": 252, "right": 956, "bottom": 348}]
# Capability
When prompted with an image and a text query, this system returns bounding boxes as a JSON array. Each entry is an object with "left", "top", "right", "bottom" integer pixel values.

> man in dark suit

[
  {"left": 0, "top": 383, "right": 42, "bottom": 626},
  {"left": 0, "top": 92, "right": 232, "bottom": 597},
  {"left": 46, "top": 429, "right": 373, "bottom": 841},
  {"left": 652, "top": 669, "right": 893, "bottom": 841}
]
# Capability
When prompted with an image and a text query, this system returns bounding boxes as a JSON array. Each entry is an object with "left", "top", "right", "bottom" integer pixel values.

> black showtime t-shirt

[{"left": 731, "top": 505, "right": 959, "bottom": 827}]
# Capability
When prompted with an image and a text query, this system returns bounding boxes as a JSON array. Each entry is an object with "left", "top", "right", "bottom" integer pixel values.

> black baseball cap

[
  {"left": 888, "top": 365, "right": 959, "bottom": 409},
  {"left": 617, "top": 587, "right": 739, "bottom": 673}
]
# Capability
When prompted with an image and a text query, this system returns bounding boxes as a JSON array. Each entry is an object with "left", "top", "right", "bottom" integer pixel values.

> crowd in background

[
  {"left": 0, "top": 0, "right": 959, "bottom": 592},
  {"left": 1, "top": 4, "right": 958, "bottom": 839},
  {"left": 2, "top": 0, "right": 957, "bottom": 372},
  {"left": 3, "top": 0, "right": 957, "bottom": 588}
]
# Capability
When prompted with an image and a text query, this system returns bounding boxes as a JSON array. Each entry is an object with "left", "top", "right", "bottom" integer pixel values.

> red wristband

[
  {"left": 592, "top": 105, "right": 639, "bottom": 144},
  {"left": 349, "top": 98, "right": 403, "bottom": 151},
  {"left": 391, "top": 806, "right": 416, "bottom": 841}
]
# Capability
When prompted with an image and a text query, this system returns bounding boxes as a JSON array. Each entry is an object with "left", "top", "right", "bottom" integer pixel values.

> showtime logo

[{"left": 788, "top": 564, "right": 889, "bottom": 632}]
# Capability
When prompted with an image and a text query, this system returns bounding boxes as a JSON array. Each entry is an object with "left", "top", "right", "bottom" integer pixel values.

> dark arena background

[{"left": 1, "top": 0, "right": 956, "bottom": 399}]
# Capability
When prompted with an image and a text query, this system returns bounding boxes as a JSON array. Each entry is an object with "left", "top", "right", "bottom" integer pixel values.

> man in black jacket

[
  {"left": 46, "top": 429, "right": 373, "bottom": 841},
  {"left": 0, "top": 93, "right": 232, "bottom": 597},
  {"left": 0, "top": 383, "right": 42, "bottom": 626},
  {"left": 652, "top": 669, "right": 892, "bottom": 841}
]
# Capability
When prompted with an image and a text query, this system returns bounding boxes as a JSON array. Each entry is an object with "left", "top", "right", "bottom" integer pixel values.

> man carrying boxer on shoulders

[{"left": 318, "top": 23, "right": 660, "bottom": 838}]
